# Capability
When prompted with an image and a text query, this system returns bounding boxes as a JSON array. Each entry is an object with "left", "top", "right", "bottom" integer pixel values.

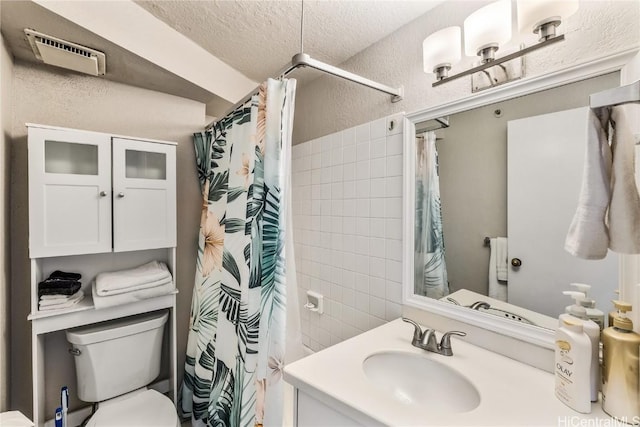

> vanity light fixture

[
  {"left": 517, "top": 0, "right": 579, "bottom": 42},
  {"left": 422, "top": 26, "right": 462, "bottom": 81},
  {"left": 424, "top": 0, "right": 579, "bottom": 88},
  {"left": 464, "top": 0, "right": 512, "bottom": 64}
]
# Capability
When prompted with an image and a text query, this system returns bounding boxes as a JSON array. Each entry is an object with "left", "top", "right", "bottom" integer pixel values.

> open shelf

[
  {"left": 29, "top": 290, "right": 178, "bottom": 334},
  {"left": 28, "top": 296, "right": 94, "bottom": 321}
]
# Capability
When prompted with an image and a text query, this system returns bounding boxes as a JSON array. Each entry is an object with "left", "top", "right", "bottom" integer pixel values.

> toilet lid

[{"left": 87, "top": 389, "right": 178, "bottom": 427}]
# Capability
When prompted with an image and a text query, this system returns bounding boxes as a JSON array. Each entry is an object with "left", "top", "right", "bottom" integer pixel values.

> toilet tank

[{"left": 66, "top": 311, "right": 168, "bottom": 402}]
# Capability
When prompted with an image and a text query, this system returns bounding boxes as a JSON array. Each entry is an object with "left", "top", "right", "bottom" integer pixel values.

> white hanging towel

[
  {"left": 488, "top": 237, "right": 508, "bottom": 302},
  {"left": 495, "top": 237, "right": 508, "bottom": 282},
  {"left": 565, "top": 109, "right": 612, "bottom": 259},
  {"left": 608, "top": 105, "right": 640, "bottom": 254}
]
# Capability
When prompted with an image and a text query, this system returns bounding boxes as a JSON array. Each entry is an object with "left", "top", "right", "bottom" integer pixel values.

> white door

[
  {"left": 112, "top": 138, "right": 176, "bottom": 252},
  {"left": 507, "top": 107, "right": 618, "bottom": 318},
  {"left": 28, "top": 126, "right": 112, "bottom": 257}
]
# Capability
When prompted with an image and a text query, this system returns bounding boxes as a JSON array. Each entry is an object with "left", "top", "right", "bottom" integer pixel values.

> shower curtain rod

[
  {"left": 206, "top": 52, "right": 404, "bottom": 130},
  {"left": 590, "top": 79, "right": 640, "bottom": 108}
]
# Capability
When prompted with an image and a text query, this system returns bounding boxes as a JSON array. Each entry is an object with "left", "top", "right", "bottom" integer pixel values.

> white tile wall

[{"left": 291, "top": 113, "right": 404, "bottom": 352}]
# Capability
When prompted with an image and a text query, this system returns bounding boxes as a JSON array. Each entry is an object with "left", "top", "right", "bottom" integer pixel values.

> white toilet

[{"left": 66, "top": 311, "right": 179, "bottom": 427}]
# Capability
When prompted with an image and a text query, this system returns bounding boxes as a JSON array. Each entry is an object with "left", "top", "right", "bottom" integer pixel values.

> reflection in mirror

[
  {"left": 415, "top": 129, "right": 448, "bottom": 299},
  {"left": 413, "top": 72, "right": 621, "bottom": 330}
]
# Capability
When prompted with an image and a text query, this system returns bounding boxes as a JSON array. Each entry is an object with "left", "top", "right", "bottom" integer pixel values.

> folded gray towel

[
  {"left": 38, "top": 278, "right": 81, "bottom": 297},
  {"left": 49, "top": 270, "right": 82, "bottom": 281}
]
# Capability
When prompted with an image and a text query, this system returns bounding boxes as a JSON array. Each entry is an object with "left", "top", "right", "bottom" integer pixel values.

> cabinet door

[
  {"left": 112, "top": 138, "right": 176, "bottom": 252},
  {"left": 28, "top": 126, "right": 112, "bottom": 257}
]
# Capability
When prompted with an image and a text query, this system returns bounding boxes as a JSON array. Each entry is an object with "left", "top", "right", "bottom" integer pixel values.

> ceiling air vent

[{"left": 24, "top": 29, "right": 106, "bottom": 76}]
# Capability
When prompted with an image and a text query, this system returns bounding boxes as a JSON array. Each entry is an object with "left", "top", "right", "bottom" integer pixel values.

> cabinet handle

[
  {"left": 118, "top": 192, "right": 125, "bottom": 198},
  {"left": 99, "top": 191, "right": 107, "bottom": 197}
]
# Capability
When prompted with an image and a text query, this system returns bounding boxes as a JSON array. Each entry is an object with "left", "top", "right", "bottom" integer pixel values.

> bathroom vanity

[
  {"left": 284, "top": 318, "right": 612, "bottom": 426},
  {"left": 284, "top": 47, "right": 640, "bottom": 427}
]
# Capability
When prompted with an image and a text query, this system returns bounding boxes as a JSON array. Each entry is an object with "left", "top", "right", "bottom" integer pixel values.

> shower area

[{"left": 179, "top": 44, "right": 405, "bottom": 426}]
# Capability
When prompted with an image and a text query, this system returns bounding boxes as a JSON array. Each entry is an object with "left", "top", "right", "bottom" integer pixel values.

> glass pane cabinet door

[
  {"left": 111, "top": 138, "right": 177, "bottom": 252},
  {"left": 28, "top": 126, "right": 112, "bottom": 258}
]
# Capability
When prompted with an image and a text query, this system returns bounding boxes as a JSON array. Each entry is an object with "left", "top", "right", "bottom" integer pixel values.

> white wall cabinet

[
  {"left": 112, "top": 137, "right": 176, "bottom": 252},
  {"left": 28, "top": 126, "right": 112, "bottom": 258},
  {"left": 28, "top": 125, "right": 176, "bottom": 258},
  {"left": 25, "top": 124, "right": 179, "bottom": 427}
]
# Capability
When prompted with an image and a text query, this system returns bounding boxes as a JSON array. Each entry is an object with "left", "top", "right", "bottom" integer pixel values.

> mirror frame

[{"left": 402, "top": 47, "right": 640, "bottom": 349}]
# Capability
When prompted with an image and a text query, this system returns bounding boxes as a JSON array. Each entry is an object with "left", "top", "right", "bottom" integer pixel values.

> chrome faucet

[
  {"left": 402, "top": 318, "right": 466, "bottom": 356},
  {"left": 468, "top": 301, "right": 491, "bottom": 310}
]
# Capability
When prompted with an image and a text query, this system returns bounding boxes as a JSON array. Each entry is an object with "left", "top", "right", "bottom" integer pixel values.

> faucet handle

[
  {"left": 402, "top": 318, "right": 423, "bottom": 347},
  {"left": 439, "top": 331, "right": 467, "bottom": 356}
]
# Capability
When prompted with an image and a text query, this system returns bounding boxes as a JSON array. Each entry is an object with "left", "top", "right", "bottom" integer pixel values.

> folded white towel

[
  {"left": 92, "top": 280, "right": 175, "bottom": 309},
  {"left": 608, "top": 105, "right": 640, "bottom": 254},
  {"left": 40, "top": 293, "right": 78, "bottom": 301},
  {"left": 565, "top": 109, "right": 612, "bottom": 259},
  {"left": 39, "top": 290, "right": 84, "bottom": 307},
  {"left": 488, "top": 238, "right": 507, "bottom": 302},
  {"left": 98, "top": 275, "right": 172, "bottom": 297},
  {"left": 39, "top": 291, "right": 85, "bottom": 310},
  {"left": 95, "top": 261, "right": 172, "bottom": 296}
]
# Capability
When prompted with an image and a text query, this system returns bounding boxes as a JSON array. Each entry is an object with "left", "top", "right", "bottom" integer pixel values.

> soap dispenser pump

[
  {"left": 561, "top": 291, "right": 600, "bottom": 402},
  {"left": 563, "top": 291, "right": 588, "bottom": 318},
  {"left": 601, "top": 300, "right": 640, "bottom": 423},
  {"left": 607, "top": 290, "right": 621, "bottom": 328},
  {"left": 567, "top": 283, "right": 604, "bottom": 330}
]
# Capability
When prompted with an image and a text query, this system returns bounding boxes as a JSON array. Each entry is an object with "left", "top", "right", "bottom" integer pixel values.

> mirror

[{"left": 404, "top": 53, "right": 637, "bottom": 340}]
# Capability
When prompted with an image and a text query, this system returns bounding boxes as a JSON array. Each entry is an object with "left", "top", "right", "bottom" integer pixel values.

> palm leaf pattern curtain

[
  {"left": 180, "top": 78, "right": 296, "bottom": 427},
  {"left": 414, "top": 131, "right": 449, "bottom": 298}
]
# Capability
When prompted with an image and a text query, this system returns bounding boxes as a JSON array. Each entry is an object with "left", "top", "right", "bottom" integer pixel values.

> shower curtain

[
  {"left": 180, "top": 78, "right": 303, "bottom": 427},
  {"left": 414, "top": 131, "right": 449, "bottom": 298}
]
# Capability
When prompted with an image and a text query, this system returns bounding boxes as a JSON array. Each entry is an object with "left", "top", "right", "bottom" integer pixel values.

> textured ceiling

[
  {"left": 135, "top": 1, "right": 444, "bottom": 83},
  {"left": 2, "top": 0, "right": 444, "bottom": 115}
]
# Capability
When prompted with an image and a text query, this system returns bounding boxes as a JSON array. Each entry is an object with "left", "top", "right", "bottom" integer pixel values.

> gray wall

[
  {"left": 9, "top": 60, "right": 204, "bottom": 417},
  {"left": 1, "top": 30, "right": 14, "bottom": 413},
  {"left": 292, "top": 0, "right": 639, "bottom": 144},
  {"left": 432, "top": 73, "right": 619, "bottom": 296}
]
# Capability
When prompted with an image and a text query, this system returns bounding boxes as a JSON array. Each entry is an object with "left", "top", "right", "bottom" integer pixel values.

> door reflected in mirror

[{"left": 412, "top": 72, "right": 621, "bottom": 330}]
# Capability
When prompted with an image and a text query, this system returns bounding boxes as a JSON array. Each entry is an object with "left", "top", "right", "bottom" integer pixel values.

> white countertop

[{"left": 284, "top": 318, "right": 612, "bottom": 426}]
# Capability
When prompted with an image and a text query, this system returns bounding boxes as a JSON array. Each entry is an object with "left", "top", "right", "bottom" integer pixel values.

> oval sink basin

[{"left": 362, "top": 351, "right": 480, "bottom": 413}]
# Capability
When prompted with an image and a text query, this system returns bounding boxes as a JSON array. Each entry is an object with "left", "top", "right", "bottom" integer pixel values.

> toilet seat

[{"left": 87, "top": 389, "right": 179, "bottom": 427}]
